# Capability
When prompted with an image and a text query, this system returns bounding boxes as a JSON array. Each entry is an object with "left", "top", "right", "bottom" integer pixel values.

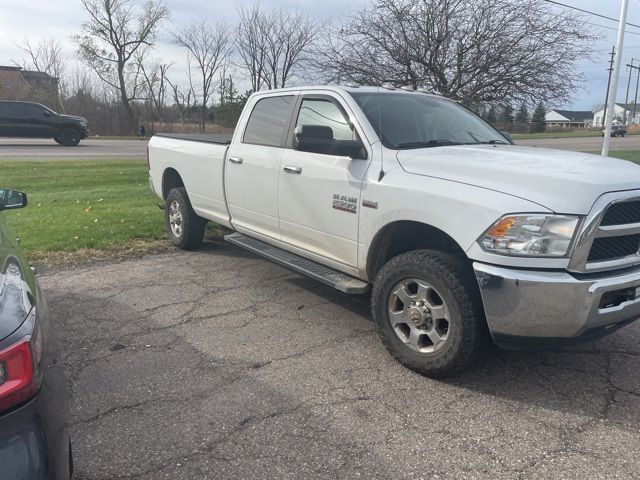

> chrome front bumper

[{"left": 474, "top": 262, "right": 640, "bottom": 346}]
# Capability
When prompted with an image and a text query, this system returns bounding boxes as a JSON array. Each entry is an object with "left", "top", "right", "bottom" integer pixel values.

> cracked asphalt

[{"left": 41, "top": 242, "right": 640, "bottom": 479}]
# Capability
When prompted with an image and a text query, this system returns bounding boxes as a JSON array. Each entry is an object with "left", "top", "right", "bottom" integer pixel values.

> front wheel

[
  {"left": 371, "top": 250, "right": 487, "bottom": 378},
  {"left": 54, "top": 136, "right": 63, "bottom": 145},
  {"left": 58, "top": 128, "right": 81, "bottom": 146},
  {"left": 165, "top": 187, "right": 206, "bottom": 250}
]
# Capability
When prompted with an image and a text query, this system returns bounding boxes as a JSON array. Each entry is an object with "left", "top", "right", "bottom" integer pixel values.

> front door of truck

[
  {"left": 278, "top": 94, "right": 370, "bottom": 268},
  {"left": 225, "top": 94, "right": 296, "bottom": 240}
]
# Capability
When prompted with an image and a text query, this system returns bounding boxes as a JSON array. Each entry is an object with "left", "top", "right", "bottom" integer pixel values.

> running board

[{"left": 224, "top": 233, "right": 370, "bottom": 294}]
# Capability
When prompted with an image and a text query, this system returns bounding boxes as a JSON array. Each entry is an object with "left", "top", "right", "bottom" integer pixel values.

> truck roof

[{"left": 250, "top": 85, "right": 446, "bottom": 100}]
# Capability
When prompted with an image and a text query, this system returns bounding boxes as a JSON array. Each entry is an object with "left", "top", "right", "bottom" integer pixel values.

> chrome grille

[
  {"left": 587, "top": 234, "right": 640, "bottom": 262},
  {"left": 568, "top": 192, "right": 640, "bottom": 273},
  {"left": 601, "top": 201, "right": 640, "bottom": 226}
]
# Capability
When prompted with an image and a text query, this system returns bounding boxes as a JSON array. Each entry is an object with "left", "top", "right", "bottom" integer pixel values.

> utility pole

[
  {"left": 624, "top": 60, "right": 640, "bottom": 125},
  {"left": 633, "top": 63, "right": 640, "bottom": 123},
  {"left": 603, "top": 0, "right": 630, "bottom": 157},
  {"left": 624, "top": 60, "right": 634, "bottom": 125},
  {"left": 603, "top": 46, "right": 616, "bottom": 129}
]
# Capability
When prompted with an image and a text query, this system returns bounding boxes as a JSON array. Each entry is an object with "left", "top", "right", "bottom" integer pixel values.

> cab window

[
  {"left": 296, "top": 98, "right": 356, "bottom": 141},
  {"left": 243, "top": 95, "right": 295, "bottom": 147}
]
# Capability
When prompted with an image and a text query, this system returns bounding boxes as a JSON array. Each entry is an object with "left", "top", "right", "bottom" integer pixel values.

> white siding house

[{"left": 593, "top": 103, "right": 640, "bottom": 126}]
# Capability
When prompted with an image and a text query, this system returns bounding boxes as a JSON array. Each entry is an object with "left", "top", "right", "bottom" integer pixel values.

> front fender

[{"left": 357, "top": 169, "right": 551, "bottom": 277}]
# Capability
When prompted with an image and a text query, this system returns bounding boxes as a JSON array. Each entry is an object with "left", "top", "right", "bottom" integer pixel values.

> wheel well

[
  {"left": 366, "top": 221, "right": 467, "bottom": 281},
  {"left": 162, "top": 168, "right": 184, "bottom": 200}
]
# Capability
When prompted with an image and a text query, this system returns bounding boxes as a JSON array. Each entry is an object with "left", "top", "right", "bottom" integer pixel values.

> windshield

[{"left": 349, "top": 91, "right": 509, "bottom": 149}]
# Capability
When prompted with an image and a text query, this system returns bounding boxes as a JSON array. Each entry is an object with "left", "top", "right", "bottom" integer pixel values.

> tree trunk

[
  {"left": 118, "top": 64, "right": 136, "bottom": 135},
  {"left": 201, "top": 105, "right": 207, "bottom": 133}
]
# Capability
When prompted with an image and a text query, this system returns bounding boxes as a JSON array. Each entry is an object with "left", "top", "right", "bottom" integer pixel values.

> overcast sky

[{"left": 0, "top": 0, "right": 638, "bottom": 111}]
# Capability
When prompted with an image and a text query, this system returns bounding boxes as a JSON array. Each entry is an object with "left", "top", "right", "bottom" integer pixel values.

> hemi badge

[{"left": 362, "top": 199, "right": 378, "bottom": 209}]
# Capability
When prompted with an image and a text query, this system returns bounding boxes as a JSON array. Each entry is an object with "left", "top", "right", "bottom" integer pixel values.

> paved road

[
  {"left": 0, "top": 138, "right": 147, "bottom": 158},
  {"left": 42, "top": 244, "right": 640, "bottom": 479},
  {"left": 515, "top": 135, "right": 640, "bottom": 151},
  {"left": 0, "top": 136, "right": 638, "bottom": 159}
]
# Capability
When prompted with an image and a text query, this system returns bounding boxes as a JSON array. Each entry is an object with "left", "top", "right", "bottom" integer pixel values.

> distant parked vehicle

[
  {"left": 0, "top": 100, "right": 89, "bottom": 146},
  {"left": 602, "top": 125, "right": 627, "bottom": 137},
  {"left": 0, "top": 188, "right": 72, "bottom": 479}
]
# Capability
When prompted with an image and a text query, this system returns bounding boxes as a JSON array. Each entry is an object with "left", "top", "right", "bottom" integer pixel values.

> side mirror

[
  {"left": 0, "top": 189, "right": 27, "bottom": 211},
  {"left": 293, "top": 125, "right": 367, "bottom": 160},
  {"left": 43, "top": 110, "right": 51, "bottom": 117},
  {"left": 500, "top": 131, "right": 513, "bottom": 143}
]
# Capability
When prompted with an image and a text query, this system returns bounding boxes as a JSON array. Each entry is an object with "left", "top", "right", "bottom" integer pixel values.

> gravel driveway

[{"left": 42, "top": 243, "right": 640, "bottom": 479}]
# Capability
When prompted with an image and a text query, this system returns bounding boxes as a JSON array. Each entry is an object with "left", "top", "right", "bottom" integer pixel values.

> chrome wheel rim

[
  {"left": 388, "top": 278, "right": 451, "bottom": 354},
  {"left": 169, "top": 200, "right": 184, "bottom": 238}
]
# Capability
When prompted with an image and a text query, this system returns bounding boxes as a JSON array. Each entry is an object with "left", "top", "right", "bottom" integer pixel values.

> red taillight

[{"left": 0, "top": 340, "right": 38, "bottom": 412}]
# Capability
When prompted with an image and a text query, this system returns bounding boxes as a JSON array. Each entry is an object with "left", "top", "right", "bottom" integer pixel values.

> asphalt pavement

[
  {"left": 0, "top": 137, "right": 148, "bottom": 158},
  {"left": 1, "top": 135, "right": 639, "bottom": 159},
  {"left": 43, "top": 243, "right": 640, "bottom": 479}
]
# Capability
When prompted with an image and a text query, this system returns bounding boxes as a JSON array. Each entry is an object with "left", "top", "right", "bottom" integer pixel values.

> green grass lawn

[
  {"left": 2, "top": 151, "right": 639, "bottom": 268},
  {"left": 1, "top": 159, "right": 166, "bottom": 265},
  {"left": 587, "top": 150, "right": 640, "bottom": 163},
  {"left": 511, "top": 131, "right": 604, "bottom": 140}
]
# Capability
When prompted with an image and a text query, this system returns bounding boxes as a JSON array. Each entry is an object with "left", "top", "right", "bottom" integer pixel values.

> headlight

[{"left": 480, "top": 214, "right": 580, "bottom": 257}]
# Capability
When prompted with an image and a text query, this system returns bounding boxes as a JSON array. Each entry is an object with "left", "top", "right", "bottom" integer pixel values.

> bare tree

[
  {"left": 236, "top": 5, "right": 267, "bottom": 92},
  {"left": 74, "top": 0, "right": 169, "bottom": 134},
  {"left": 236, "top": 4, "right": 320, "bottom": 91},
  {"left": 173, "top": 20, "right": 231, "bottom": 133},
  {"left": 136, "top": 51, "right": 172, "bottom": 129},
  {"left": 166, "top": 77, "right": 196, "bottom": 125},
  {"left": 15, "top": 38, "right": 67, "bottom": 112},
  {"left": 315, "top": 0, "right": 593, "bottom": 107}
]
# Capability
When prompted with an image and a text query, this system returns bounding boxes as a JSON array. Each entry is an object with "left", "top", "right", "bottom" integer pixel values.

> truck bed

[
  {"left": 148, "top": 133, "right": 232, "bottom": 228},
  {"left": 155, "top": 133, "right": 232, "bottom": 145}
]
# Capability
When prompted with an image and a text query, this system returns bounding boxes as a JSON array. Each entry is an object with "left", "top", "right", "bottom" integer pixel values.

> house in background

[
  {"left": 0, "top": 65, "right": 59, "bottom": 106},
  {"left": 592, "top": 103, "right": 640, "bottom": 127},
  {"left": 545, "top": 109, "right": 593, "bottom": 128}
]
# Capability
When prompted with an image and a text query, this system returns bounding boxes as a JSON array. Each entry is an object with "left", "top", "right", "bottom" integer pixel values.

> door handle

[
  {"left": 283, "top": 166, "right": 302, "bottom": 174},
  {"left": 229, "top": 157, "right": 243, "bottom": 164}
]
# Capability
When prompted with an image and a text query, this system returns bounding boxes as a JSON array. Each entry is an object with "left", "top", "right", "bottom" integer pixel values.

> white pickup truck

[{"left": 148, "top": 85, "right": 640, "bottom": 377}]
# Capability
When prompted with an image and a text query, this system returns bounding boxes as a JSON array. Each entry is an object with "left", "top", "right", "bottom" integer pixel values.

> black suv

[
  {"left": 602, "top": 125, "right": 627, "bottom": 137},
  {"left": 0, "top": 101, "right": 89, "bottom": 146}
]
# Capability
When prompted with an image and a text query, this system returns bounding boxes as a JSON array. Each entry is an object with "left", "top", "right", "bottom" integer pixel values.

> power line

[
  {"left": 544, "top": 0, "right": 640, "bottom": 30},
  {"left": 587, "top": 21, "right": 640, "bottom": 36}
]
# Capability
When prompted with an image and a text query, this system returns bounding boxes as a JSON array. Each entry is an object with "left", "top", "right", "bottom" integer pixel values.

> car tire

[
  {"left": 371, "top": 250, "right": 487, "bottom": 378},
  {"left": 53, "top": 136, "right": 63, "bottom": 145},
  {"left": 165, "top": 187, "right": 206, "bottom": 250},
  {"left": 58, "top": 128, "right": 81, "bottom": 146}
]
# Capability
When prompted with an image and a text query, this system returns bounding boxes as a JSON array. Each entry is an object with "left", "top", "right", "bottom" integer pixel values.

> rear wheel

[
  {"left": 58, "top": 128, "right": 81, "bottom": 146},
  {"left": 371, "top": 250, "right": 487, "bottom": 378},
  {"left": 165, "top": 187, "right": 206, "bottom": 250},
  {"left": 54, "top": 136, "right": 63, "bottom": 145}
]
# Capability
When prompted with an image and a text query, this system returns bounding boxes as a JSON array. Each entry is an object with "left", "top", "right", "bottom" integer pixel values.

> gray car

[{"left": 0, "top": 189, "right": 72, "bottom": 479}]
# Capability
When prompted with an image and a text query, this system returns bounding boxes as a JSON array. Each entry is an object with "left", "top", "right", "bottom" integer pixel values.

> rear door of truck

[{"left": 225, "top": 93, "right": 297, "bottom": 240}]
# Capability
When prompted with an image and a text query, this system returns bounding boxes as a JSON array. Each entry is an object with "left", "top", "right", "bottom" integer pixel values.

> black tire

[
  {"left": 165, "top": 187, "right": 206, "bottom": 250},
  {"left": 53, "top": 136, "right": 63, "bottom": 145},
  {"left": 58, "top": 128, "right": 81, "bottom": 146},
  {"left": 371, "top": 250, "right": 487, "bottom": 378}
]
